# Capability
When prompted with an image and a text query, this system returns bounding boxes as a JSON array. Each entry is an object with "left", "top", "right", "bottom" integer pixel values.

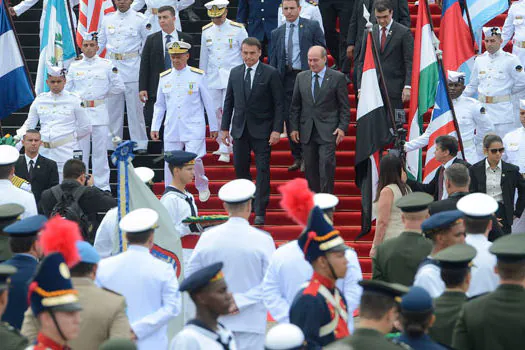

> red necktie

[{"left": 381, "top": 27, "right": 387, "bottom": 52}]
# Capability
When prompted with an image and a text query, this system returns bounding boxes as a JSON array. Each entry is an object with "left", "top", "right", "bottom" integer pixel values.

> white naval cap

[
  {"left": 520, "top": 99, "right": 525, "bottom": 110},
  {"left": 205, "top": 0, "right": 229, "bottom": 9},
  {"left": 82, "top": 31, "right": 98, "bottom": 42},
  {"left": 134, "top": 167, "right": 155, "bottom": 183},
  {"left": 218, "top": 179, "right": 256, "bottom": 203},
  {"left": 313, "top": 193, "right": 339, "bottom": 210},
  {"left": 0, "top": 145, "right": 19, "bottom": 166},
  {"left": 265, "top": 324, "right": 305, "bottom": 350},
  {"left": 483, "top": 26, "right": 501, "bottom": 37},
  {"left": 119, "top": 208, "right": 159, "bottom": 233},
  {"left": 167, "top": 40, "right": 192, "bottom": 54},
  {"left": 456, "top": 193, "right": 498, "bottom": 219},
  {"left": 447, "top": 70, "right": 466, "bottom": 83},
  {"left": 46, "top": 63, "right": 66, "bottom": 77}
]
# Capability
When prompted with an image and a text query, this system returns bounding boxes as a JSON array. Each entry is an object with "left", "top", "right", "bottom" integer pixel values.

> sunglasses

[{"left": 489, "top": 148, "right": 505, "bottom": 154}]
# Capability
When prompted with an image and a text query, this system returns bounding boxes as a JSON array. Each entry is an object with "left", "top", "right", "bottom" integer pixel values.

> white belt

[
  {"left": 478, "top": 94, "right": 511, "bottom": 104},
  {"left": 81, "top": 99, "right": 105, "bottom": 108},
  {"left": 42, "top": 134, "right": 75, "bottom": 149},
  {"left": 109, "top": 51, "right": 140, "bottom": 60}
]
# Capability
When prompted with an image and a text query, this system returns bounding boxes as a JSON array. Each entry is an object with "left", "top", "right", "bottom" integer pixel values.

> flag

[
  {"left": 466, "top": 0, "right": 508, "bottom": 44},
  {"left": 440, "top": 0, "right": 476, "bottom": 77},
  {"left": 35, "top": 0, "right": 77, "bottom": 93},
  {"left": 407, "top": 0, "right": 439, "bottom": 181},
  {"left": 0, "top": 0, "right": 34, "bottom": 119},
  {"left": 76, "top": 0, "right": 114, "bottom": 56},
  {"left": 355, "top": 29, "right": 394, "bottom": 238},
  {"left": 422, "top": 68, "right": 460, "bottom": 183}
]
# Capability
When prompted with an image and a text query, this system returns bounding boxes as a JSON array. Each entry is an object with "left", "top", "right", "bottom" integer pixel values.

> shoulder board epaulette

[
  {"left": 102, "top": 287, "right": 124, "bottom": 297},
  {"left": 190, "top": 67, "right": 204, "bottom": 74},
  {"left": 202, "top": 22, "right": 213, "bottom": 30},
  {"left": 230, "top": 20, "right": 244, "bottom": 28},
  {"left": 11, "top": 175, "right": 29, "bottom": 188},
  {"left": 306, "top": 0, "right": 318, "bottom": 6},
  {"left": 160, "top": 68, "right": 172, "bottom": 77}
]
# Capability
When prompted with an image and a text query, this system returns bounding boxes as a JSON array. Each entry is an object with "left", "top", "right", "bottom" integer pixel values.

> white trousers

[
  {"left": 232, "top": 332, "right": 265, "bottom": 350},
  {"left": 40, "top": 140, "right": 77, "bottom": 182},
  {"left": 209, "top": 88, "right": 232, "bottom": 154},
  {"left": 163, "top": 140, "right": 208, "bottom": 192},
  {"left": 79, "top": 125, "right": 111, "bottom": 191},
  {"left": 107, "top": 81, "right": 148, "bottom": 150}
]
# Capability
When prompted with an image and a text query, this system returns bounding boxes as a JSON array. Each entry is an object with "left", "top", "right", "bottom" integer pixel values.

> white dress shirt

[
  {"left": 285, "top": 17, "right": 301, "bottom": 70},
  {"left": 466, "top": 234, "right": 499, "bottom": 297},
  {"left": 162, "top": 30, "right": 179, "bottom": 63},
  {"left": 244, "top": 60, "right": 260, "bottom": 89},
  {"left": 485, "top": 159, "right": 504, "bottom": 202},
  {"left": 24, "top": 154, "right": 38, "bottom": 173}
]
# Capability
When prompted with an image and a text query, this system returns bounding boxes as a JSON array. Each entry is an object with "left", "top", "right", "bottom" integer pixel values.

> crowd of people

[{"left": 2, "top": 0, "right": 525, "bottom": 348}]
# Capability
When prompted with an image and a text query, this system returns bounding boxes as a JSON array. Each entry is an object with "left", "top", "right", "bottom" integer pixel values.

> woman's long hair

[{"left": 374, "top": 154, "right": 410, "bottom": 202}]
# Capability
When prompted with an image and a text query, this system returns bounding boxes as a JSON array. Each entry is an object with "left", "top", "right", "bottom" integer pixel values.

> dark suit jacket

[
  {"left": 289, "top": 68, "right": 351, "bottom": 144},
  {"left": 469, "top": 159, "right": 525, "bottom": 226},
  {"left": 139, "top": 30, "right": 194, "bottom": 98},
  {"left": 222, "top": 62, "right": 284, "bottom": 140},
  {"left": 1, "top": 254, "right": 38, "bottom": 329},
  {"left": 15, "top": 154, "right": 58, "bottom": 205},
  {"left": 347, "top": 0, "right": 411, "bottom": 61},
  {"left": 356, "top": 21, "right": 413, "bottom": 99},
  {"left": 407, "top": 158, "right": 471, "bottom": 201},
  {"left": 268, "top": 17, "right": 326, "bottom": 79}
]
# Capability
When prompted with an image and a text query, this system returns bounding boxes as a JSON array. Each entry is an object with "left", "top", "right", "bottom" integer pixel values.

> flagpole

[
  {"left": 65, "top": 0, "right": 80, "bottom": 56},
  {"left": 459, "top": 0, "right": 478, "bottom": 53}
]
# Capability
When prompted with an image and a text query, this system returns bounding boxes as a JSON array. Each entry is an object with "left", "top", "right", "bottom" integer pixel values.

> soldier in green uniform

[
  {"left": 373, "top": 192, "right": 434, "bottom": 286},
  {"left": 452, "top": 233, "right": 525, "bottom": 350},
  {"left": 0, "top": 204, "right": 24, "bottom": 262},
  {"left": 326, "top": 280, "right": 409, "bottom": 350},
  {"left": 0, "top": 264, "right": 28, "bottom": 350},
  {"left": 429, "top": 243, "right": 476, "bottom": 347}
]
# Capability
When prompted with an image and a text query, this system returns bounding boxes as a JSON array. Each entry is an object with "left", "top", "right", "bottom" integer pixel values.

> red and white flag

[{"left": 76, "top": 0, "right": 114, "bottom": 56}]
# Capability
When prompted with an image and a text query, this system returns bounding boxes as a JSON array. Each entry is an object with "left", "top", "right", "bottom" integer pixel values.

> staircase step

[
  {"left": 266, "top": 225, "right": 374, "bottom": 241},
  {"left": 198, "top": 211, "right": 362, "bottom": 226}
]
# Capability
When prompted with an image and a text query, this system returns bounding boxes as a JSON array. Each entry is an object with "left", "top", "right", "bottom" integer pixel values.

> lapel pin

[{"left": 37, "top": 165, "right": 40, "bottom": 169}]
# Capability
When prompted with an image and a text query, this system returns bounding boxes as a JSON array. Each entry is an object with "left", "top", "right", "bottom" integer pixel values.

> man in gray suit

[{"left": 289, "top": 46, "right": 351, "bottom": 193}]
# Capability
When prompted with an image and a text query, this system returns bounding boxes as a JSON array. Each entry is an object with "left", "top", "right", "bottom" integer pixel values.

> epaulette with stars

[
  {"left": 190, "top": 66, "right": 204, "bottom": 75},
  {"left": 306, "top": 0, "right": 318, "bottom": 5},
  {"left": 160, "top": 68, "right": 172, "bottom": 77},
  {"left": 202, "top": 22, "right": 213, "bottom": 30},
  {"left": 229, "top": 20, "right": 244, "bottom": 28}
]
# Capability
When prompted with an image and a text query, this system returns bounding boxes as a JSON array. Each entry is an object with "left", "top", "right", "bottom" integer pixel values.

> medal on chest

[
  {"left": 229, "top": 38, "right": 233, "bottom": 49},
  {"left": 188, "top": 82, "right": 195, "bottom": 95}
]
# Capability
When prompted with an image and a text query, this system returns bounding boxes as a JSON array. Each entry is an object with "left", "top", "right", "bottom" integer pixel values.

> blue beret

[
  {"left": 76, "top": 241, "right": 100, "bottom": 264},
  {"left": 401, "top": 286, "right": 433, "bottom": 312},
  {"left": 422, "top": 210, "right": 463, "bottom": 236},
  {"left": 180, "top": 262, "right": 224, "bottom": 293},
  {"left": 4, "top": 215, "right": 47, "bottom": 237},
  {"left": 164, "top": 150, "right": 197, "bottom": 167}
]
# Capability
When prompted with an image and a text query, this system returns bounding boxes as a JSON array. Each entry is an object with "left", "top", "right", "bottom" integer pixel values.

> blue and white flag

[
  {"left": 466, "top": 0, "right": 508, "bottom": 45},
  {"left": 35, "top": 0, "right": 76, "bottom": 93},
  {"left": 0, "top": 0, "right": 34, "bottom": 119}
]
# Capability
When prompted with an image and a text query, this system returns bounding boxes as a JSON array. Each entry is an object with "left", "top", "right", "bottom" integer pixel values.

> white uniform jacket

[
  {"left": 199, "top": 19, "right": 248, "bottom": 90},
  {"left": 465, "top": 234, "right": 500, "bottom": 298},
  {"left": 503, "top": 127, "right": 525, "bottom": 172},
  {"left": 94, "top": 207, "right": 118, "bottom": 258},
  {"left": 131, "top": 0, "right": 194, "bottom": 33},
  {"left": 65, "top": 56, "right": 125, "bottom": 126},
  {"left": 170, "top": 322, "right": 237, "bottom": 350},
  {"left": 186, "top": 217, "right": 275, "bottom": 334},
  {"left": 413, "top": 259, "right": 445, "bottom": 298},
  {"left": 152, "top": 66, "right": 218, "bottom": 141},
  {"left": 502, "top": 0, "right": 525, "bottom": 60},
  {"left": 96, "top": 245, "right": 181, "bottom": 349},
  {"left": 0, "top": 180, "right": 38, "bottom": 218}
]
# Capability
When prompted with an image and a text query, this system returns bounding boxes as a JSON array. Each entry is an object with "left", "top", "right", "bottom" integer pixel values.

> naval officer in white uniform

[
  {"left": 200, "top": 0, "right": 248, "bottom": 163},
  {"left": 186, "top": 179, "right": 275, "bottom": 350},
  {"left": 96, "top": 208, "right": 181, "bottom": 349}
]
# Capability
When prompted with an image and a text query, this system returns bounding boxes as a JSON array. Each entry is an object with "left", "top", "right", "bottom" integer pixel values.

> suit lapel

[
  {"left": 247, "top": 64, "right": 263, "bottom": 102},
  {"left": 241, "top": 65, "right": 247, "bottom": 102},
  {"left": 501, "top": 162, "right": 512, "bottom": 187},
  {"left": 381, "top": 23, "right": 395, "bottom": 55},
  {"left": 18, "top": 156, "right": 29, "bottom": 179},
  {"left": 298, "top": 18, "right": 305, "bottom": 52},
  {"left": 478, "top": 162, "right": 487, "bottom": 193},
  {"left": 315, "top": 68, "right": 331, "bottom": 103}
]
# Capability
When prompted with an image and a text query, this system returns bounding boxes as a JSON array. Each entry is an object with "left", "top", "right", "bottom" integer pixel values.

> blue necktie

[{"left": 164, "top": 34, "right": 172, "bottom": 69}]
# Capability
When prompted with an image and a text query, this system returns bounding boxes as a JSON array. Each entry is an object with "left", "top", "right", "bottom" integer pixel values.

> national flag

[
  {"left": 35, "top": 0, "right": 77, "bottom": 93},
  {"left": 407, "top": 0, "right": 439, "bottom": 181},
  {"left": 76, "top": 0, "right": 114, "bottom": 56},
  {"left": 466, "top": 0, "right": 508, "bottom": 44},
  {"left": 440, "top": 0, "right": 476, "bottom": 77},
  {"left": 355, "top": 29, "right": 394, "bottom": 238},
  {"left": 422, "top": 68, "right": 460, "bottom": 183},
  {"left": 0, "top": 0, "right": 34, "bottom": 119}
]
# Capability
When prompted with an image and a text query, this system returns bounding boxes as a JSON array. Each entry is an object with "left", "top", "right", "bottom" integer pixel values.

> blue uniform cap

[
  {"left": 400, "top": 286, "right": 433, "bottom": 313},
  {"left": 4, "top": 215, "right": 47, "bottom": 237},
  {"left": 76, "top": 241, "right": 100, "bottom": 264},
  {"left": 421, "top": 210, "right": 463, "bottom": 237},
  {"left": 180, "top": 262, "right": 224, "bottom": 293},
  {"left": 164, "top": 150, "right": 197, "bottom": 167}
]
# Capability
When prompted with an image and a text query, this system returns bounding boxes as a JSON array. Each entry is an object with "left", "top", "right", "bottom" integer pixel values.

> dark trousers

[
  {"left": 284, "top": 70, "right": 302, "bottom": 161},
  {"left": 233, "top": 129, "right": 271, "bottom": 216},
  {"left": 320, "top": 0, "right": 353, "bottom": 68},
  {"left": 302, "top": 127, "right": 336, "bottom": 193}
]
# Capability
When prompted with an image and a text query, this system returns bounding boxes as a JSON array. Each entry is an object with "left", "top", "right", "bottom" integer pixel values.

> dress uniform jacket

[
  {"left": 452, "top": 284, "right": 525, "bottom": 350},
  {"left": 465, "top": 234, "right": 499, "bottom": 297},
  {"left": 429, "top": 290, "right": 467, "bottom": 348},
  {"left": 0, "top": 322, "right": 27, "bottom": 350},
  {"left": 413, "top": 259, "right": 445, "bottom": 298},
  {"left": 326, "top": 328, "right": 407, "bottom": 350},
  {"left": 236, "top": 0, "right": 281, "bottom": 41},
  {"left": 131, "top": 0, "right": 194, "bottom": 33},
  {"left": 21, "top": 277, "right": 131, "bottom": 349},
  {"left": 186, "top": 217, "right": 275, "bottom": 337},
  {"left": 277, "top": 0, "right": 324, "bottom": 32},
  {"left": 94, "top": 207, "right": 118, "bottom": 258},
  {"left": 98, "top": 10, "right": 150, "bottom": 83},
  {"left": 96, "top": 245, "right": 181, "bottom": 349},
  {"left": 503, "top": 126, "right": 525, "bottom": 172},
  {"left": 502, "top": 0, "right": 525, "bottom": 64},
  {"left": 200, "top": 19, "right": 248, "bottom": 91},
  {"left": 152, "top": 66, "right": 218, "bottom": 141},
  {"left": 1, "top": 254, "right": 38, "bottom": 329},
  {"left": 170, "top": 320, "right": 237, "bottom": 350},
  {"left": 373, "top": 231, "right": 433, "bottom": 286}
]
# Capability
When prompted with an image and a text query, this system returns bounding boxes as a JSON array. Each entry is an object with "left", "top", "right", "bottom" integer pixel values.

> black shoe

[
  {"left": 254, "top": 216, "right": 265, "bottom": 225},
  {"left": 288, "top": 159, "right": 302, "bottom": 172},
  {"left": 182, "top": 8, "right": 200, "bottom": 22},
  {"left": 136, "top": 149, "right": 148, "bottom": 155}
]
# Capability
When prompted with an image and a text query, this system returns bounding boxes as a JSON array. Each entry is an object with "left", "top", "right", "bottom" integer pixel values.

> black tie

[
  {"left": 314, "top": 73, "right": 321, "bottom": 102},
  {"left": 244, "top": 67, "right": 252, "bottom": 101},
  {"left": 164, "top": 34, "right": 172, "bottom": 69},
  {"left": 28, "top": 159, "right": 34, "bottom": 180}
]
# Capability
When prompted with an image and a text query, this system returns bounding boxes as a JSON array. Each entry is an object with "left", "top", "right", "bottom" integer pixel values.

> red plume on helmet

[
  {"left": 39, "top": 216, "right": 82, "bottom": 267},
  {"left": 278, "top": 178, "right": 315, "bottom": 227}
]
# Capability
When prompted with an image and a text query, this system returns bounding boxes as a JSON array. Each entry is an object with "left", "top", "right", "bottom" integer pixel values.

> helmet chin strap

[
  {"left": 49, "top": 309, "right": 69, "bottom": 344},
  {"left": 325, "top": 255, "right": 338, "bottom": 282}
]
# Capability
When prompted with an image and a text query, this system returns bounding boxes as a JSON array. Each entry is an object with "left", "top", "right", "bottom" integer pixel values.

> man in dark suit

[
  {"left": 139, "top": 5, "right": 193, "bottom": 126},
  {"left": 1, "top": 215, "right": 45, "bottom": 330},
  {"left": 289, "top": 46, "right": 350, "bottom": 194},
  {"left": 355, "top": 0, "right": 413, "bottom": 110},
  {"left": 15, "top": 129, "right": 59, "bottom": 205},
  {"left": 407, "top": 135, "right": 470, "bottom": 201},
  {"left": 269, "top": 0, "right": 326, "bottom": 172},
  {"left": 221, "top": 37, "right": 284, "bottom": 225}
]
